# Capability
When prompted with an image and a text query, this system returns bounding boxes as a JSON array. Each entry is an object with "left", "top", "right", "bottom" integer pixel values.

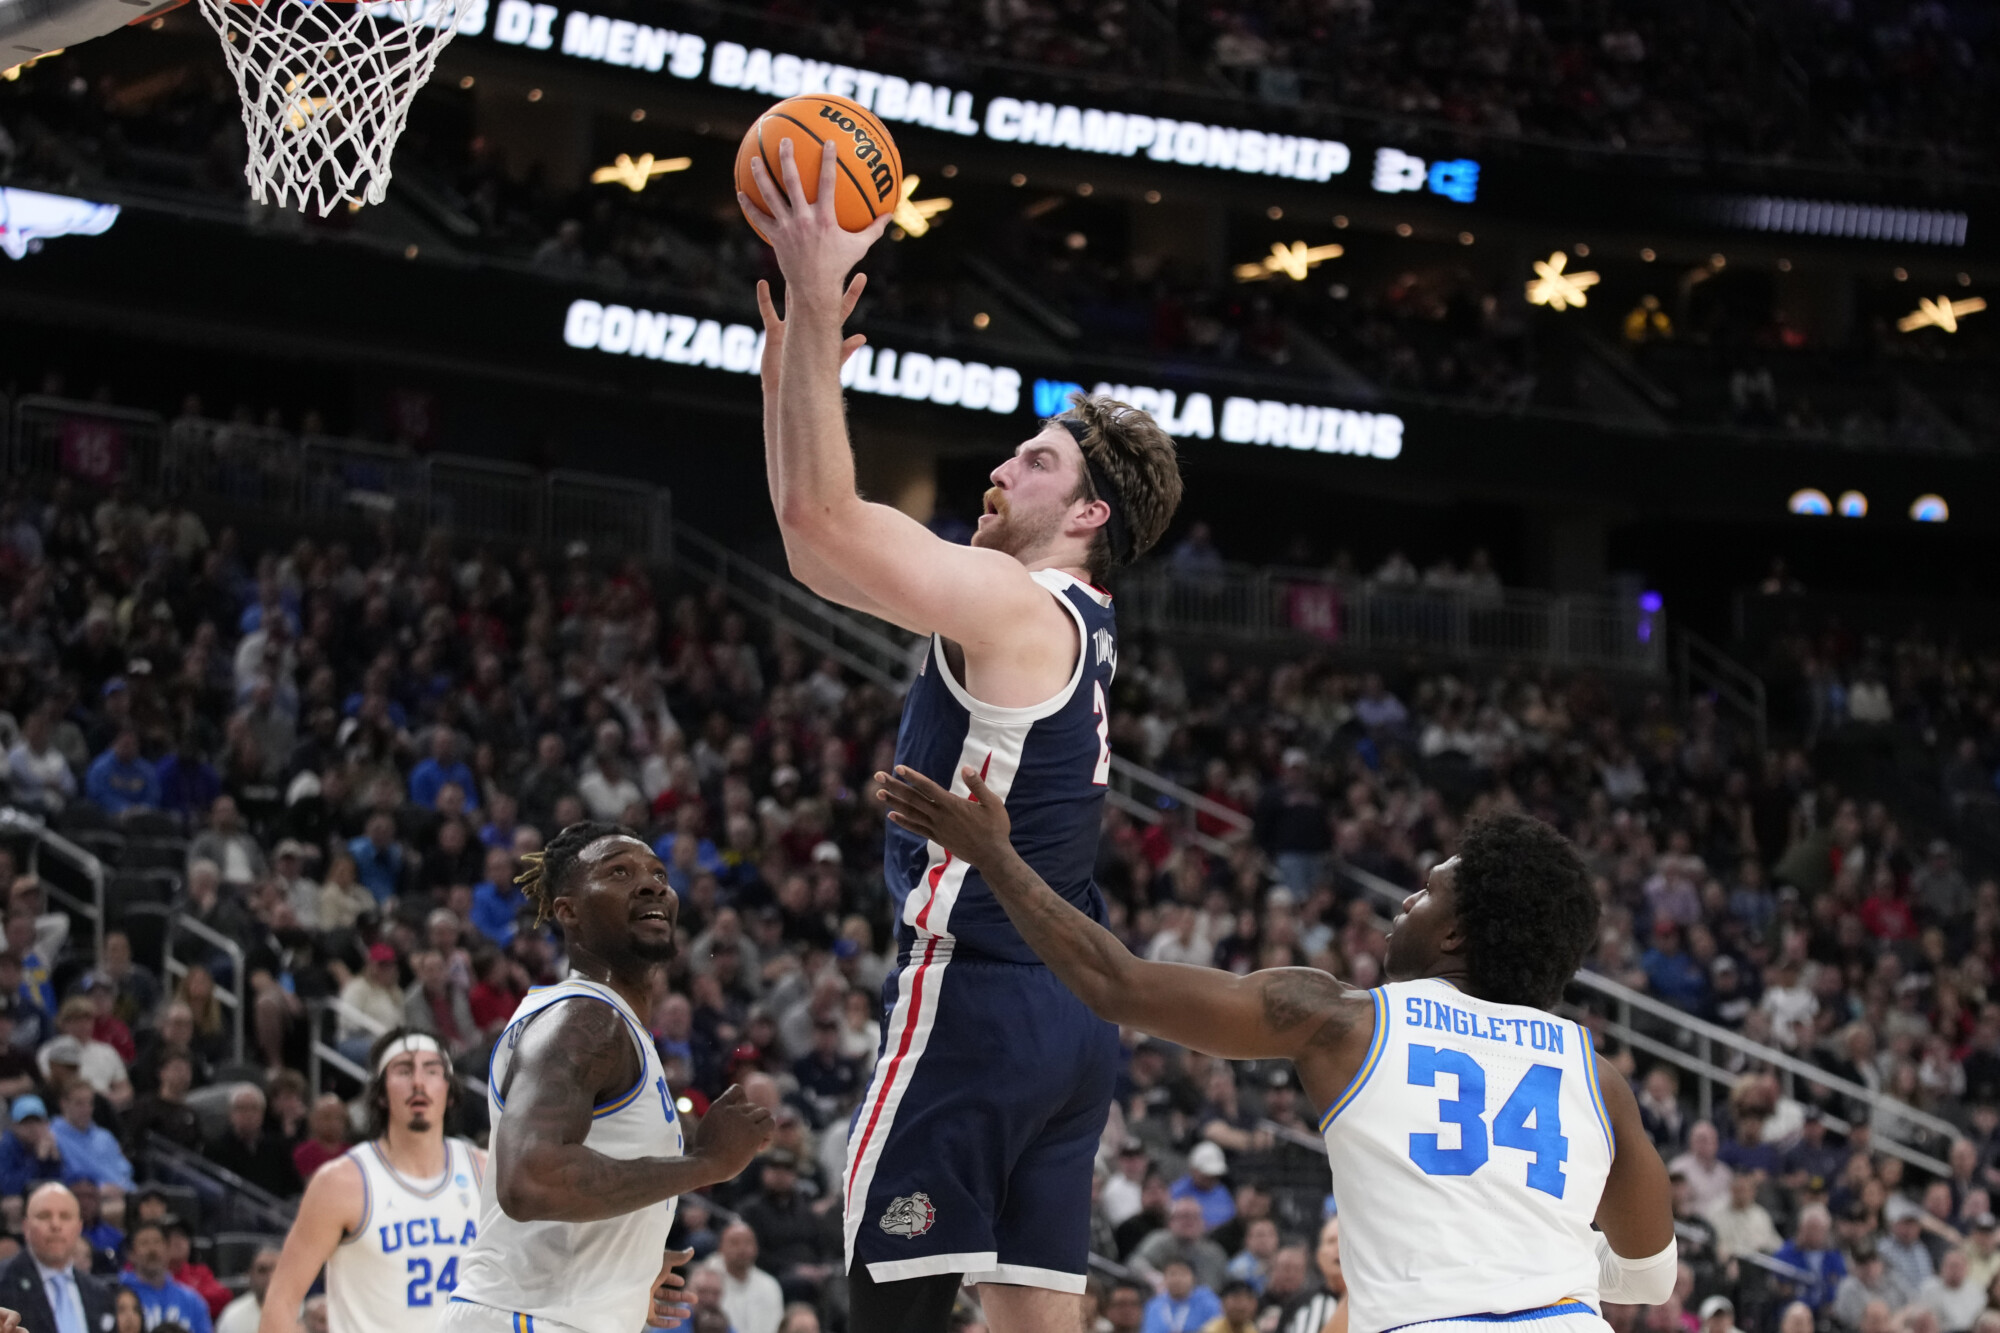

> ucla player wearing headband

[
  {"left": 875, "top": 772, "right": 1680, "bottom": 1333},
  {"left": 261, "top": 1027, "right": 484, "bottom": 1333},
  {"left": 441, "top": 822, "right": 775, "bottom": 1333}
]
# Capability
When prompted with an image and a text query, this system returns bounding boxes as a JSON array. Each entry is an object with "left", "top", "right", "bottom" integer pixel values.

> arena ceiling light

[
  {"left": 1788, "top": 489, "right": 1832, "bottom": 516},
  {"left": 1, "top": 48, "right": 62, "bottom": 81},
  {"left": 1897, "top": 295, "right": 1986, "bottom": 333},
  {"left": 1525, "top": 251, "right": 1599, "bottom": 310},
  {"left": 1234, "top": 241, "right": 1344, "bottom": 282},
  {"left": 590, "top": 153, "right": 690, "bottom": 192},
  {"left": 890, "top": 175, "right": 952, "bottom": 237},
  {"left": 1910, "top": 495, "right": 1950, "bottom": 523}
]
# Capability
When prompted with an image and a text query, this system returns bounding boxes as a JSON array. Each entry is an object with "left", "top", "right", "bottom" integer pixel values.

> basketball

[{"left": 734, "top": 94, "right": 903, "bottom": 242}]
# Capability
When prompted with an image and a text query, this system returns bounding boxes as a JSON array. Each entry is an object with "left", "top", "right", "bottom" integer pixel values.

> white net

[{"left": 194, "top": 0, "right": 474, "bottom": 216}]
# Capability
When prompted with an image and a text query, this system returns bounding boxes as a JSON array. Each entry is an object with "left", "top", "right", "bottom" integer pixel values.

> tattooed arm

[
  {"left": 493, "top": 999, "right": 773, "bottom": 1223},
  {"left": 876, "top": 766, "right": 1377, "bottom": 1077}
]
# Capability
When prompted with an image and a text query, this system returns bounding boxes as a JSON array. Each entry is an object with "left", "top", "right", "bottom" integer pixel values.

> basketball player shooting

[
  {"left": 876, "top": 766, "right": 1678, "bottom": 1333},
  {"left": 261, "top": 1029, "right": 483, "bottom": 1333},
  {"left": 441, "top": 824, "right": 775, "bottom": 1333},
  {"left": 743, "top": 138, "right": 1185, "bottom": 1332}
]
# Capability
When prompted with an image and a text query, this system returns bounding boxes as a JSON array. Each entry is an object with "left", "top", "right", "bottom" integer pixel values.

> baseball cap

[
  {"left": 771, "top": 765, "right": 801, "bottom": 789},
  {"left": 274, "top": 839, "right": 309, "bottom": 860},
  {"left": 1974, "top": 1213, "right": 1998, "bottom": 1231},
  {"left": 1188, "top": 1141, "right": 1228, "bottom": 1177},
  {"left": 1267, "top": 1066, "right": 1300, "bottom": 1092},
  {"left": 42, "top": 1036, "right": 83, "bottom": 1068},
  {"left": 9, "top": 1095, "right": 46, "bottom": 1122},
  {"left": 1699, "top": 1297, "right": 1733, "bottom": 1319},
  {"left": 1118, "top": 1139, "right": 1147, "bottom": 1156},
  {"left": 1887, "top": 1195, "right": 1924, "bottom": 1224},
  {"left": 367, "top": 942, "right": 398, "bottom": 965},
  {"left": 1281, "top": 747, "right": 1310, "bottom": 769},
  {"left": 812, "top": 841, "right": 843, "bottom": 865},
  {"left": 760, "top": 1148, "right": 798, "bottom": 1171}
]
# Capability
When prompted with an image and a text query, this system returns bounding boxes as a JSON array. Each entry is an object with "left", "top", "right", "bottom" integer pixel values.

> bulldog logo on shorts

[{"left": 879, "top": 1191, "right": 937, "bottom": 1238}]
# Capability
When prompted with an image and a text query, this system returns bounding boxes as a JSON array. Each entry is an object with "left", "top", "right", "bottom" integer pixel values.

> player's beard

[
  {"left": 971, "top": 488, "right": 1062, "bottom": 562},
  {"left": 405, "top": 1112, "right": 432, "bottom": 1134},
  {"left": 631, "top": 934, "right": 679, "bottom": 964}
]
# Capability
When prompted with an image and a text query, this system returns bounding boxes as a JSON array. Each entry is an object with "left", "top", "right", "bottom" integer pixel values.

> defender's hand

[
  {"left": 647, "top": 1248, "right": 695, "bottom": 1328},
  {"left": 690, "top": 1084, "right": 775, "bottom": 1182},
  {"left": 741, "top": 137, "right": 891, "bottom": 308},
  {"left": 875, "top": 764, "right": 1015, "bottom": 868},
  {"left": 755, "top": 275, "right": 868, "bottom": 383}
]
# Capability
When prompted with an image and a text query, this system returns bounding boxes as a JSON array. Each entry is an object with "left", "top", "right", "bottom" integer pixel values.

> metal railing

[
  {"left": 1678, "top": 626, "right": 1770, "bottom": 754},
  {"left": 309, "top": 996, "right": 486, "bottom": 1103},
  {"left": 0, "top": 808, "right": 105, "bottom": 963},
  {"left": 1116, "top": 565, "right": 1668, "bottom": 674},
  {"left": 1328, "top": 856, "right": 1962, "bottom": 1176},
  {"left": 164, "top": 914, "right": 246, "bottom": 1065},
  {"left": 144, "top": 1132, "right": 297, "bottom": 1232},
  {"left": 10, "top": 399, "right": 676, "bottom": 565}
]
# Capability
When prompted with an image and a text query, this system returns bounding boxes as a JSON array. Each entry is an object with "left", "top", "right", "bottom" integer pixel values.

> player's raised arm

[
  {"left": 875, "top": 765, "right": 1376, "bottom": 1066},
  {"left": 493, "top": 1001, "right": 772, "bottom": 1223},
  {"left": 258, "top": 1157, "right": 361, "bottom": 1333},
  {"left": 745, "top": 139, "right": 1055, "bottom": 644}
]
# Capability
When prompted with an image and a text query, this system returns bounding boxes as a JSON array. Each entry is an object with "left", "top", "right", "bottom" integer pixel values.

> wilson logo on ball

[{"left": 816, "top": 105, "right": 896, "bottom": 202}]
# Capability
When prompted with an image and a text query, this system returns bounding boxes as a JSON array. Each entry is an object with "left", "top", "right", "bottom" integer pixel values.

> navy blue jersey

[{"left": 884, "top": 569, "right": 1116, "bottom": 965}]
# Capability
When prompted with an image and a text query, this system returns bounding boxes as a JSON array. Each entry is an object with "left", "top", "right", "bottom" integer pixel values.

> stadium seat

[
  {"left": 213, "top": 1231, "right": 286, "bottom": 1280},
  {"left": 121, "top": 837, "right": 190, "bottom": 872},
  {"left": 120, "top": 810, "right": 186, "bottom": 839}
]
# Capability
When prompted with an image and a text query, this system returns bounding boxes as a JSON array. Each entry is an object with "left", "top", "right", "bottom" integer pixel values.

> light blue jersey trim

[
  {"left": 489, "top": 988, "right": 652, "bottom": 1116},
  {"left": 1319, "top": 989, "right": 1388, "bottom": 1133},
  {"left": 1576, "top": 1022, "right": 1614, "bottom": 1160}
]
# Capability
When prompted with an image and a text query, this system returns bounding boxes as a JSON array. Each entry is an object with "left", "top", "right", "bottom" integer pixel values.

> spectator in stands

[
  {"left": 470, "top": 847, "right": 526, "bottom": 946},
  {"left": 1836, "top": 1243, "right": 1912, "bottom": 1329},
  {"left": 0, "top": 1094, "right": 62, "bottom": 1198},
  {"left": 1202, "top": 1279, "right": 1258, "bottom": 1333},
  {"left": 1918, "top": 1248, "right": 1984, "bottom": 1332},
  {"left": 1774, "top": 1204, "right": 1848, "bottom": 1314},
  {"left": 51, "top": 1081, "right": 132, "bottom": 1190},
  {"left": 408, "top": 729, "right": 477, "bottom": 812},
  {"left": 336, "top": 944, "right": 403, "bottom": 1065},
  {"left": 203, "top": 1084, "right": 300, "bottom": 1199},
  {"left": 1884, "top": 1197, "right": 1939, "bottom": 1292},
  {"left": 91, "top": 933, "right": 160, "bottom": 1036},
  {"left": 70, "top": 1176, "right": 121, "bottom": 1273},
  {"left": 85, "top": 727, "right": 159, "bottom": 816},
  {"left": 316, "top": 853, "right": 374, "bottom": 931},
  {"left": 7, "top": 1183, "right": 115, "bottom": 1333},
  {"left": 1255, "top": 749, "right": 1331, "bottom": 896},
  {"left": 130, "top": 1003, "right": 207, "bottom": 1097},
  {"left": 213, "top": 1244, "right": 279, "bottom": 1333},
  {"left": 1171, "top": 1141, "right": 1235, "bottom": 1230},
  {"left": 1143, "top": 1258, "right": 1221, "bottom": 1333},
  {"left": 733, "top": 1150, "right": 836, "bottom": 1302},
  {"left": 41, "top": 999, "right": 132, "bottom": 1106},
  {"left": 121, "top": 1218, "right": 212, "bottom": 1333},
  {"left": 1671, "top": 1123, "right": 1733, "bottom": 1218},
  {"left": 122, "top": 1050, "right": 202, "bottom": 1156},
  {"left": 155, "top": 735, "right": 222, "bottom": 828},
  {"left": 1708, "top": 1169, "right": 1782, "bottom": 1262},
  {"left": 1134, "top": 1198, "right": 1230, "bottom": 1292},
  {"left": 187, "top": 797, "right": 265, "bottom": 891},
  {"left": 347, "top": 813, "right": 406, "bottom": 905},
  {"left": 292, "top": 1093, "right": 350, "bottom": 1181},
  {"left": 7, "top": 708, "right": 75, "bottom": 816},
  {"left": 0, "top": 998, "right": 37, "bottom": 1103},
  {"left": 165, "top": 1215, "right": 231, "bottom": 1319},
  {"left": 400, "top": 948, "right": 477, "bottom": 1065},
  {"left": 706, "top": 1220, "right": 782, "bottom": 1333}
]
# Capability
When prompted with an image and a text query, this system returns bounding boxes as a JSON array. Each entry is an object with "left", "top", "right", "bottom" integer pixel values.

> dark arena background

[{"left": 1, "top": 0, "right": 1999, "bottom": 1330}]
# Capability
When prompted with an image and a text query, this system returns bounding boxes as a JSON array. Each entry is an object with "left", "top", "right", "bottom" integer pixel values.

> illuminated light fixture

[
  {"left": 1009, "top": 172, "right": 1027, "bottom": 187},
  {"left": 1143, "top": 190, "right": 1161, "bottom": 203},
  {"left": 1332, "top": 215, "right": 1349, "bottom": 228},
  {"left": 891, "top": 175, "right": 952, "bottom": 237},
  {"left": 1788, "top": 488, "right": 1832, "bottom": 516},
  {"left": 630, "top": 108, "right": 645, "bottom": 123},
  {"left": 458, "top": 75, "right": 475, "bottom": 89},
  {"left": 971, "top": 311, "right": 990, "bottom": 329},
  {"left": 1235, "top": 240, "right": 1345, "bottom": 283},
  {"left": 1893, "top": 267, "right": 1908, "bottom": 281},
  {"left": 1910, "top": 494, "right": 1949, "bottom": 523},
  {"left": 1574, "top": 243, "right": 1590, "bottom": 257},
  {"left": 590, "top": 153, "right": 691, "bottom": 193},
  {"left": 1076, "top": 182, "right": 1092, "bottom": 196},
  {"left": 1064, "top": 231, "right": 1087, "bottom": 250},
  {"left": 1957, "top": 272, "right": 1971, "bottom": 287},
  {"left": 1709, "top": 254, "right": 1726, "bottom": 269},
  {"left": 1266, "top": 206, "right": 1284, "bottom": 220},
  {"left": 1837, "top": 490, "right": 1868, "bottom": 518},
  {"left": 1640, "top": 248, "right": 1656, "bottom": 262},
  {"left": 1394, "top": 222, "right": 1413, "bottom": 237},
  {"left": 1898, "top": 295, "right": 1986, "bottom": 333},
  {"left": 941, "top": 164, "right": 958, "bottom": 178},
  {"left": 404, "top": 244, "right": 419, "bottom": 260},
  {"left": 1777, "top": 258, "right": 1792, "bottom": 272},
  {"left": 527, "top": 88, "right": 542, "bottom": 102},
  {"left": 0, "top": 48, "right": 61, "bottom": 81},
  {"left": 280, "top": 74, "right": 332, "bottom": 132},
  {"left": 1458, "top": 232, "right": 1474, "bottom": 246},
  {"left": 1526, "top": 251, "right": 1600, "bottom": 310}
]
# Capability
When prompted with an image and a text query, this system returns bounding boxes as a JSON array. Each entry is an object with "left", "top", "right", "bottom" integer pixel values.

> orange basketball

[{"left": 735, "top": 94, "right": 903, "bottom": 242}]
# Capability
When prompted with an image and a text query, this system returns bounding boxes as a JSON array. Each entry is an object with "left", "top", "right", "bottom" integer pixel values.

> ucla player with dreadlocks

[{"left": 441, "top": 822, "right": 775, "bottom": 1333}]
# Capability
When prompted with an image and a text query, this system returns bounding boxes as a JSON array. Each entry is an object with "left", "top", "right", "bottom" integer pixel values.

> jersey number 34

[{"left": 1405, "top": 1045, "right": 1568, "bottom": 1199}]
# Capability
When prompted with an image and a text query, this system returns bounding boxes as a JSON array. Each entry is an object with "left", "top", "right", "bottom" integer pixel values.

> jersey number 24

[
  {"left": 407, "top": 1256, "right": 458, "bottom": 1306},
  {"left": 1405, "top": 1045, "right": 1568, "bottom": 1198}
]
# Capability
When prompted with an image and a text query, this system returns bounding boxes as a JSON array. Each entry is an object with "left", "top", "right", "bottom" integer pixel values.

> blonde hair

[{"left": 1058, "top": 393, "right": 1184, "bottom": 582}]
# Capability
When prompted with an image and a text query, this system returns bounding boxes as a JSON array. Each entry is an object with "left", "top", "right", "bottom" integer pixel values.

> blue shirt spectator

[
  {"left": 1642, "top": 925, "right": 1708, "bottom": 1012},
  {"left": 471, "top": 847, "right": 528, "bottom": 946},
  {"left": 51, "top": 1084, "right": 133, "bottom": 1190},
  {"left": 1169, "top": 1143, "right": 1236, "bottom": 1230},
  {"left": 1141, "top": 1273, "right": 1221, "bottom": 1333},
  {"left": 155, "top": 747, "right": 222, "bottom": 825},
  {"left": 348, "top": 814, "right": 405, "bottom": 904},
  {"left": 1774, "top": 1210, "right": 1848, "bottom": 1313},
  {"left": 0, "top": 1097, "right": 62, "bottom": 1198},
  {"left": 84, "top": 731, "right": 159, "bottom": 815},
  {"left": 653, "top": 831, "right": 725, "bottom": 878},
  {"left": 407, "top": 731, "right": 477, "bottom": 811},
  {"left": 122, "top": 1265, "right": 214, "bottom": 1333}
]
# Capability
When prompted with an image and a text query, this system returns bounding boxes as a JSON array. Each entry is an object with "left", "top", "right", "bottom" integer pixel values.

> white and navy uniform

[
  {"left": 445, "top": 977, "right": 683, "bottom": 1333},
  {"left": 1322, "top": 978, "right": 1617, "bottom": 1333},
  {"left": 325, "top": 1137, "right": 483, "bottom": 1332},
  {"left": 845, "top": 569, "right": 1120, "bottom": 1292}
]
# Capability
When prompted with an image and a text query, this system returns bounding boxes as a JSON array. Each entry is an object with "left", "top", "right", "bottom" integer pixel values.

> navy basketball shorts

[{"left": 842, "top": 945, "right": 1119, "bottom": 1293}]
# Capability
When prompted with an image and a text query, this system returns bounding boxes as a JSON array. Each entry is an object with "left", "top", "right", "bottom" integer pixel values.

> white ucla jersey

[
  {"left": 1322, "top": 979, "right": 1615, "bottom": 1333},
  {"left": 453, "top": 977, "right": 684, "bottom": 1333},
  {"left": 326, "top": 1137, "right": 484, "bottom": 1332}
]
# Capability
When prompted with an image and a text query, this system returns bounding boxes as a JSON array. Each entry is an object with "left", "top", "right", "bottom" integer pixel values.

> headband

[
  {"left": 1059, "top": 417, "right": 1136, "bottom": 570},
  {"left": 374, "top": 1033, "right": 451, "bottom": 1078}
]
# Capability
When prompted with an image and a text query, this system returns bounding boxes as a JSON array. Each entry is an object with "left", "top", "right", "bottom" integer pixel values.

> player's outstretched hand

[
  {"left": 692, "top": 1084, "right": 775, "bottom": 1182},
  {"left": 742, "top": 136, "right": 892, "bottom": 304},
  {"left": 755, "top": 275, "right": 868, "bottom": 384},
  {"left": 646, "top": 1248, "right": 696, "bottom": 1329},
  {"left": 875, "top": 765, "right": 1014, "bottom": 868}
]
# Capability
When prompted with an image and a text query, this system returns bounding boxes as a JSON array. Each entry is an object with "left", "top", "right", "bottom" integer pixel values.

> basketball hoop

[{"left": 193, "top": 0, "right": 472, "bottom": 216}]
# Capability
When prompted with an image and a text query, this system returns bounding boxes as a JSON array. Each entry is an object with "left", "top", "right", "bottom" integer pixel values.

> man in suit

[{"left": 3, "top": 1181, "right": 113, "bottom": 1333}]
